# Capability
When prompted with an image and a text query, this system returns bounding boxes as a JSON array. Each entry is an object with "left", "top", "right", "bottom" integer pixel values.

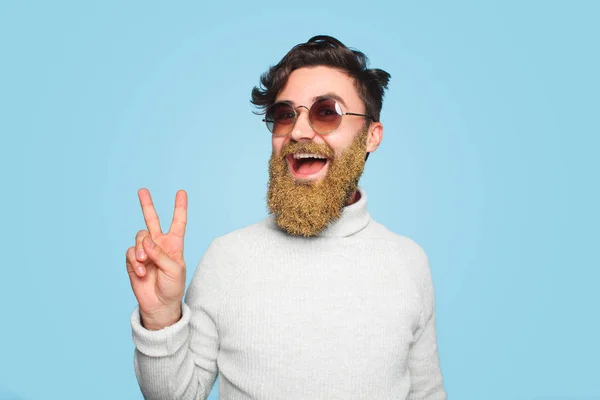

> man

[{"left": 126, "top": 35, "right": 446, "bottom": 399}]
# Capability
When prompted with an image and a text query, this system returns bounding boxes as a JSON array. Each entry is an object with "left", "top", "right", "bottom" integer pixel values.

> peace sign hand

[{"left": 126, "top": 189, "right": 188, "bottom": 331}]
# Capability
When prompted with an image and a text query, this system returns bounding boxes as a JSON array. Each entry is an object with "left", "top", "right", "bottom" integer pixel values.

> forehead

[{"left": 275, "top": 66, "right": 361, "bottom": 107}]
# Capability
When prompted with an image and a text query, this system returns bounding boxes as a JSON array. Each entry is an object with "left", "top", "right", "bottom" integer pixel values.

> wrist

[{"left": 140, "top": 303, "right": 182, "bottom": 331}]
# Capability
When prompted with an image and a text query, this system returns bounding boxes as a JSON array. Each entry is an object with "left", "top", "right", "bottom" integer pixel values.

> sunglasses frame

[{"left": 263, "top": 97, "right": 374, "bottom": 136}]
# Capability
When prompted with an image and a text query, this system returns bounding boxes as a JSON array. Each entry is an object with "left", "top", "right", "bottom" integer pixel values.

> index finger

[
  {"left": 138, "top": 188, "right": 163, "bottom": 237},
  {"left": 168, "top": 190, "right": 188, "bottom": 238}
]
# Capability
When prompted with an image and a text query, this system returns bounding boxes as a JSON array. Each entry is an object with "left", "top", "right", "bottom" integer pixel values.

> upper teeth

[{"left": 292, "top": 153, "right": 326, "bottom": 159}]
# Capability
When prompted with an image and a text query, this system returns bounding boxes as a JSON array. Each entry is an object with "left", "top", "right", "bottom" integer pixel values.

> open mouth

[{"left": 286, "top": 153, "right": 330, "bottom": 179}]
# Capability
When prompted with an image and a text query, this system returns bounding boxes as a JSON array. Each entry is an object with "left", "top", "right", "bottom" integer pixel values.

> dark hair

[{"left": 251, "top": 35, "right": 391, "bottom": 124}]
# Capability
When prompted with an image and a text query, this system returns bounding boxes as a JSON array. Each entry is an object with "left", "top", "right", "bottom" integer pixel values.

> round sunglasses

[{"left": 263, "top": 97, "right": 374, "bottom": 136}]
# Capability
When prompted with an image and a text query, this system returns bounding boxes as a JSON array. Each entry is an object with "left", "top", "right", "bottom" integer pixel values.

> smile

[{"left": 286, "top": 153, "right": 330, "bottom": 180}]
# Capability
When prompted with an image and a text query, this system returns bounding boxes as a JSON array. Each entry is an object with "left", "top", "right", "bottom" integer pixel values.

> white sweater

[{"left": 131, "top": 188, "right": 446, "bottom": 399}]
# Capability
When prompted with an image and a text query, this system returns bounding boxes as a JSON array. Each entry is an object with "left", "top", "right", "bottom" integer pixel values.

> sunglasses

[{"left": 263, "top": 97, "right": 374, "bottom": 136}]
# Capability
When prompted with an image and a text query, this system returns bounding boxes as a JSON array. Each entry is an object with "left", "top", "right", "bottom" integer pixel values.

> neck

[
  {"left": 318, "top": 186, "right": 370, "bottom": 237},
  {"left": 345, "top": 189, "right": 361, "bottom": 206}
]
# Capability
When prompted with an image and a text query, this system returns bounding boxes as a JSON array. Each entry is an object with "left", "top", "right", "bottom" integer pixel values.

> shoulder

[
  {"left": 364, "top": 220, "right": 429, "bottom": 265},
  {"left": 364, "top": 220, "right": 434, "bottom": 295},
  {"left": 200, "top": 216, "right": 280, "bottom": 264},
  {"left": 186, "top": 217, "right": 276, "bottom": 300},
  {"left": 211, "top": 216, "right": 277, "bottom": 248}
]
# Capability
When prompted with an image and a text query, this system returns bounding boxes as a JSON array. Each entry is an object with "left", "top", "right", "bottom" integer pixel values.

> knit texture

[{"left": 131, "top": 188, "right": 446, "bottom": 399}]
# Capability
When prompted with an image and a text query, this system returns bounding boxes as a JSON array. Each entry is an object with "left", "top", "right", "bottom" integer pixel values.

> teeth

[{"left": 292, "top": 153, "right": 327, "bottom": 159}]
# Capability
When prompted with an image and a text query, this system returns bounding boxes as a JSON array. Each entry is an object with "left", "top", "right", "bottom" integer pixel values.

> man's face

[{"left": 267, "top": 66, "right": 383, "bottom": 237}]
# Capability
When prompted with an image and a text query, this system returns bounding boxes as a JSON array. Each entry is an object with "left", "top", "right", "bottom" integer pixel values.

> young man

[{"left": 126, "top": 35, "right": 446, "bottom": 399}]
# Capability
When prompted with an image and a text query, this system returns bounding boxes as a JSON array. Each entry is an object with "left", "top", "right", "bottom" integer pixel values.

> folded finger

[
  {"left": 135, "top": 230, "right": 150, "bottom": 262},
  {"left": 142, "top": 236, "right": 179, "bottom": 278},
  {"left": 126, "top": 246, "right": 146, "bottom": 277}
]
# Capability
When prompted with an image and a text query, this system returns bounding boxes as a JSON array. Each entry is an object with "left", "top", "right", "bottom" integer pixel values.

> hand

[{"left": 126, "top": 188, "right": 188, "bottom": 330}]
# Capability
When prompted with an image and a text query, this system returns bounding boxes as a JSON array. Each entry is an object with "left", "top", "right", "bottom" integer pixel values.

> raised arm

[{"left": 127, "top": 189, "right": 219, "bottom": 399}]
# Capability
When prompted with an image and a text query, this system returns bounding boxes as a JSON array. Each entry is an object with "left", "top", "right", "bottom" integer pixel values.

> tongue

[{"left": 296, "top": 158, "right": 326, "bottom": 174}]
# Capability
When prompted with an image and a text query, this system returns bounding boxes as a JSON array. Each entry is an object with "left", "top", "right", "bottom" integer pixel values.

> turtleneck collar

[
  {"left": 317, "top": 186, "right": 370, "bottom": 238},
  {"left": 267, "top": 187, "right": 371, "bottom": 238}
]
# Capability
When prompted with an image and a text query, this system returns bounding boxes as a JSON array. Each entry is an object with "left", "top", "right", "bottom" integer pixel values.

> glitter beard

[{"left": 267, "top": 129, "right": 369, "bottom": 237}]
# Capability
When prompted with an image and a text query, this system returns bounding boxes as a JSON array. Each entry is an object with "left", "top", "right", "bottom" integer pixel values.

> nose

[{"left": 290, "top": 106, "right": 316, "bottom": 142}]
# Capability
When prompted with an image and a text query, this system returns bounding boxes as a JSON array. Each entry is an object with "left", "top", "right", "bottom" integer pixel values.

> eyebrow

[
  {"left": 313, "top": 93, "right": 347, "bottom": 108},
  {"left": 276, "top": 92, "right": 348, "bottom": 109}
]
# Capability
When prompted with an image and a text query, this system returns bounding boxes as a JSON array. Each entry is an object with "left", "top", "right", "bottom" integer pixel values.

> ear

[{"left": 366, "top": 122, "right": 383, "bottom": 153}]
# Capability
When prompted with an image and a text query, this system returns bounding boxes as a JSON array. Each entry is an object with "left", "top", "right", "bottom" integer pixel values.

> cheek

[
  {"left": 324, "top": 134, "right": 353, "bottom": 157},
  {"left": 272, "top": 137, "right": 286, "bottom": 156}
]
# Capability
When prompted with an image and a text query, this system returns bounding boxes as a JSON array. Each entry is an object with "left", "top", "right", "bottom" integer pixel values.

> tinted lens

[
  {"left": 309, "top": 98, "right": 343, "bottom": 134},
  {"left": 265, "top": 102, "right": 296, "bottom": 135}
]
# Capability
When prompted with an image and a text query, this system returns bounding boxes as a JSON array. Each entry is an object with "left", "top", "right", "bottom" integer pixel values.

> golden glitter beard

[{"left": 267, "top": 129, "right": 369, "bottom": 237}]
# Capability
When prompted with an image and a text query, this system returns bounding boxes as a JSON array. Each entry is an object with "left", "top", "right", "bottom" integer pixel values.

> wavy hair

[{"left": 251, "top": 35, "right": 391, "bottom": 124}]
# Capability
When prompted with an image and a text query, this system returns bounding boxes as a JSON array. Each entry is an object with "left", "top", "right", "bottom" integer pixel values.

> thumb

[{"left": 142, "top": 237, "right": 180, "bottom": 273}]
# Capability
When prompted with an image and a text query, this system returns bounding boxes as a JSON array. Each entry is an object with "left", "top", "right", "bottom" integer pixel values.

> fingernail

[
  {"left": 137, "top": 266, "right": 145, "bottom": 276},
  {"left": 137, "top": 250, "right": 146, "bottom": 259}
]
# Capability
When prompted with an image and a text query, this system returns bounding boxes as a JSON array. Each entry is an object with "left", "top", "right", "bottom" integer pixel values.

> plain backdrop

[{"left": 1, "top": 1, "right": 598, "bottom": 399}]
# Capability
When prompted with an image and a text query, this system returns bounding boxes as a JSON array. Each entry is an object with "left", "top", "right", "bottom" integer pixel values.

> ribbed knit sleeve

[
  {"left": 406, "top": 244, "right": 446, "bottom": 400},
  {"left": 131, "top": 239, "right": 227, "bottom": 400}
]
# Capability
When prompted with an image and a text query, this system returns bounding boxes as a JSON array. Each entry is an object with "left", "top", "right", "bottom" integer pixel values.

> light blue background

[{"left": 1, "top": 1, "right": 598, "bottom": 399}]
